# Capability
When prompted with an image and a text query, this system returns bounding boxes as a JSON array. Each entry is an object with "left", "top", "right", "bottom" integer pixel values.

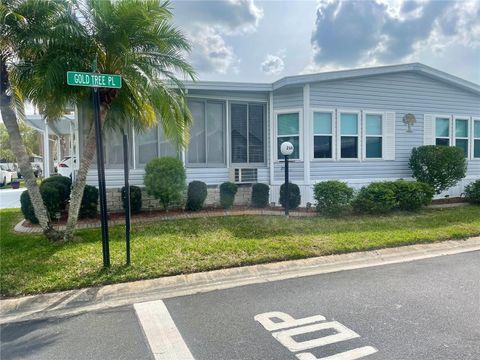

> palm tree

[
  {"left": 0, "top": 0, "right": 76, "bottom": 240},
  {"left": 12, "top": 0, "right": 195, "bottom": 241}
]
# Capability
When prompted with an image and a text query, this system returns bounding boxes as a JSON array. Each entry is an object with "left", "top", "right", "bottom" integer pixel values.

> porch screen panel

[
  {"left": 187, "top": 100, "right": 206, "bottom": 163},
  {"left": 159, "top": 127, "right": 177, "bottom": 158},
  {"left": 136, "top": 127, "right": 158, "bottom": 165},
  {"left": 231, "top": 103, "right": 248, "bottom": 163},
  {"left": 206, "top": 102, "right": 225, "bottom": 164},
  {"left": 248, "top": 104, "right": 264, "bottom": 163}
]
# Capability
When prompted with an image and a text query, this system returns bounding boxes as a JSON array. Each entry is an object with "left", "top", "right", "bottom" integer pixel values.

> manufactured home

[{"left": 78, "top": 63, "right": 480, "bottom": 209}]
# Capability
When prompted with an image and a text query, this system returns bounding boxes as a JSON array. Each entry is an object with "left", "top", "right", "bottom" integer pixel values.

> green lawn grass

[{"left": 1, "top": 206, "right": 480, "bottom": 297}]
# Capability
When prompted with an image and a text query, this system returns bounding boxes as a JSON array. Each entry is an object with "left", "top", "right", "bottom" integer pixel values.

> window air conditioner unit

[{"left": 229, "top": 168, "right": 258, "bottom": 184}]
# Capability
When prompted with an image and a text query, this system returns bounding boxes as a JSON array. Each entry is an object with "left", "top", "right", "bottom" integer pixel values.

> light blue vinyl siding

[
  {"left": 309, "top": 72, "right": 480, "bottom": 180},
  {"left": 273, "top": 87, "right": 303, "bottom": 109},
  {"left": 274, "top": 162, "right": 304, "bottom": 182}
]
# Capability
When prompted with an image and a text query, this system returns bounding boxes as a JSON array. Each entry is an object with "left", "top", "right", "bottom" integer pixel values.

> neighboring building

[{"left": 78, "top": 63, "right": 480, "bottom": 208}]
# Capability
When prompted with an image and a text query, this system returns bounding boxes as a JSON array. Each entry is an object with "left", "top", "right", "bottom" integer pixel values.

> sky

[{"left": 171, "top": 0, "right": 480, "bottom": 84}]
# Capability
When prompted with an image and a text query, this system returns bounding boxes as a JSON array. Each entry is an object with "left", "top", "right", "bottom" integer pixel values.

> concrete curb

[{"left": 1, "top": 237, "right": 479, "bottom": 324}]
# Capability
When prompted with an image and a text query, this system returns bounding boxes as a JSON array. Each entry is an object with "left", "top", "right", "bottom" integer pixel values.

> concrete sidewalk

[{"left": 1, "top": 237, "right": 479, "bottom": 324}]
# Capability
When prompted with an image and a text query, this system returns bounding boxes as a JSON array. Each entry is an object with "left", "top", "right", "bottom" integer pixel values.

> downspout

[{"left": 269, "top": 91, "right": 274, "bottom": 188}]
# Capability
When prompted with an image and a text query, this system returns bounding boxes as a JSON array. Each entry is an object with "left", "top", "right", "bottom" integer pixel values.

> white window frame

[
  {"left": 434, "top": 114, "right": 452, "bottom": 146},
  {"left": 454, "top": 116, "right": 470, "bottom": 159},
  {"left": 311, "top": 108, "right": 335, "bottom": 161},
  {"left": 337, "top": 109, "right": 361, "bottom": 160},
  {"left": 274, "top": 108, "right": 303, "bottom": 162},
  {"left": 229, "top": 101, "right": 267, "bottom": 166},
  {"left": 362, "top": 110, "right": 384, "bottom": 160},
  {"left": 473, "top": 117, "right": 480, "bottom": 159}
]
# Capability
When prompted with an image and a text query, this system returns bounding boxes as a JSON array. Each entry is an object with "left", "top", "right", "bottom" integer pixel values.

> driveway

[{"left": 0, "top": 188, "right": 23, "bottom": 209}]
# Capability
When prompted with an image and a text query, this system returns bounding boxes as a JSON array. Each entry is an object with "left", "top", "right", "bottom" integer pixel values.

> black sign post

[
  {"left": 93, "top": 87, "right": 110, "bottom": 268},
  {"left": 123, "top": 132, "right": 131, "bottom": 265},
  {"left": 67, "top": 66, "right": 122, "bottom": 269}
]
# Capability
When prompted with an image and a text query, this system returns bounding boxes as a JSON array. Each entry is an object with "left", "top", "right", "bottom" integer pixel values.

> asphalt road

[
  {"left": 1, "top": 251, "right": 479, "bottom": 360},
  {"left": 0, "top": 188, "right": 22, "bottom": 209}
]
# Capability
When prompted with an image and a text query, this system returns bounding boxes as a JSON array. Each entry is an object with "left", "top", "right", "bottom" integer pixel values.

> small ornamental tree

[
  {"left": 144, "top": 157, "right": 186, "bottom": 210},
  {"left": 409, "top": 145, "right": 467, "bottom": 194}
]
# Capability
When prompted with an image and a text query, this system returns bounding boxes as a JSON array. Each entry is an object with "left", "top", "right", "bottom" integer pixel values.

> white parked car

[
  {"left": 57, "top": 156, "right": 76, "bottom": 178},
  {"left": 0, "top": 164, "right": 13, "bottom": 186}
]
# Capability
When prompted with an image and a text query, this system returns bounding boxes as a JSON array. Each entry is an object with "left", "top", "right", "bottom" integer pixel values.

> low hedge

[
  {"left": 41, "top": 176, "right": 72, "bottom": 205},
  {"left": 251, "top": 183, "right": 269, "bottom": 208},
  {"left": 186, "top": 181, "right": 208, "bottom": 211},
  {"left": 353, "top": 182, "right": 398, "bottom": 214},
  {"left": 392, "top": 180, "right": 434, "bottom": 211},
  {"left": 465, "top": 179, "right": 480, "bottom": 204},
  {"left": 121, "top": 185, "right": 142, "bottom": 214},
  {"left": 279, "top": 182, "right": 301, "bottom": 210},
  {"left": 353, "top": 180, "right": 434, "bottom": 214},
  {"left": 20, "top": 191, "right": 38, "bottom": 224},
  {"left": 220, "top": 182, "right": 238, "bottom": 209},
  {"left": 314, "top": 180, "right": 354, "bottom": 216}
]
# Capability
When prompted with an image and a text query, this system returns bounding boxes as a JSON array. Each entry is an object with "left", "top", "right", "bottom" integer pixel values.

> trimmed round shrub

[
  {"left": 186, "top": 181, "right": 208, "bottom": 211},
  {"left": 409, "top": 145, "right": 467, "bottom": 194},
  {"left": 220, "top": 182, "right": 238, "bottom": 209},
  {"left": 465, "top": 179, "right": 480, "bottom": 204},
  {"left": 41, "top": 176, "right": 72, "bottom": 202},
  {"left": 251, "top": 183, "right": 270, "bottom": 208},
  {"left": 20, "top": 190, "right": 38, "bottom": 224},
  {"left": 39, "top": 183, "right": 61, "bottom": 219},
  {"left": 144, "top": 157, "right": 186, "bottom": 210},
  {"left": 121, "top": 185, "right": 142, "bottom": 214},
  {"left": 79, "top": 185, "right": 99, "bottom": 218},
  {"left": 392, "top": 180, "right": 434, "bottom": 211},
  {"left": 279, "top": 182, "right": 301, "bottom": 210},
  {"left": 314, "top": 180, "right": 354, "bottom": 216},
  {"left": 353, "top": 182, "right": 398, "bottom": 214}
]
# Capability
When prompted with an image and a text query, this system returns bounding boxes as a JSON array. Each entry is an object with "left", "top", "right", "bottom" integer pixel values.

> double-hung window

[
  {"left": 230, "top": 102, "right": 265, "bottom": 164},
  {"left": 187, "top": 99, "right": 225, "bottom": 166},
  {"left": 340, "top": 112, "right": 359, "bottom": 159},
  {"left": 313, "top": 111, "right": 333, "bottom": 159},
  {"left": 276, "top": 112, "right": 300, "bottom": 160},
  {"left": 435, "top": 117, "right": 450, "bottom": 146},
  {"left": 455, "top": 117, "right": 469, "bottom": 157},
  {"left": 365, "top": 113, "right": 383, "bottom": 158},
  {"left": 474, "top": 118, "right": 480, "bottom": 158}
]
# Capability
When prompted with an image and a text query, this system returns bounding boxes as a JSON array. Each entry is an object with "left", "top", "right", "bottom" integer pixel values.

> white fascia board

[{"left": 184, "top": 80, "right": 272, "bottom": 92}]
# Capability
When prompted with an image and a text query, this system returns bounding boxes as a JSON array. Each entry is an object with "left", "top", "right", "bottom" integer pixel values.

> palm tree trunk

[
  {"left": 1, "top": 56, "right": 62, "bottom": 241},
  {"left": 63, "top": 103, "right": 108, "bottom": 241}
]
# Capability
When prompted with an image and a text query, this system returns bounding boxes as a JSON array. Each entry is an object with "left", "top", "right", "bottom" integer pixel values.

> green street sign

[{"left": 67, "top": 71, "right": 122, "bottom": 89}]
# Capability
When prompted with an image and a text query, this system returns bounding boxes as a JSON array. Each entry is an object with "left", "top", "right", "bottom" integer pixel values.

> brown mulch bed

[
  {"left": 430, "top": 197, "right": 466, "bottom": 205},
  {"left": 21, "top": 205, "right": 315, "bottom": 228}
]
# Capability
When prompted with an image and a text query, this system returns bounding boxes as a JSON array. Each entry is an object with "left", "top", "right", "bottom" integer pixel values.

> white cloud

[
  {"left": 173, "top": 0, "right": 263, "bottom": 35},
  {"left": 261, "top": 54, "right": 285, "bottom": 75},
  {"left": 309, "top": 0, "right": 480, "bottom": 70},
  {"left": 188, "top": 27, "right": 238, "bottom": 74},
  {"left": 173, "top": 0, "right": 263, "bottom": 74}
]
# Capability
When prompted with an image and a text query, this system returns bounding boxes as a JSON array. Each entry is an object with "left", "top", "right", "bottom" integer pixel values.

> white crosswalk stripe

[{"left": 134, "top": 300, "right": 194, "bottom": 360}]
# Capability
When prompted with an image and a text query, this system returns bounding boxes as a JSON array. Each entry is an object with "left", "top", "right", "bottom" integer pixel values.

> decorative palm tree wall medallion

[{"left": 403, "top": 113, "right": 416, "bottom": 132}]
